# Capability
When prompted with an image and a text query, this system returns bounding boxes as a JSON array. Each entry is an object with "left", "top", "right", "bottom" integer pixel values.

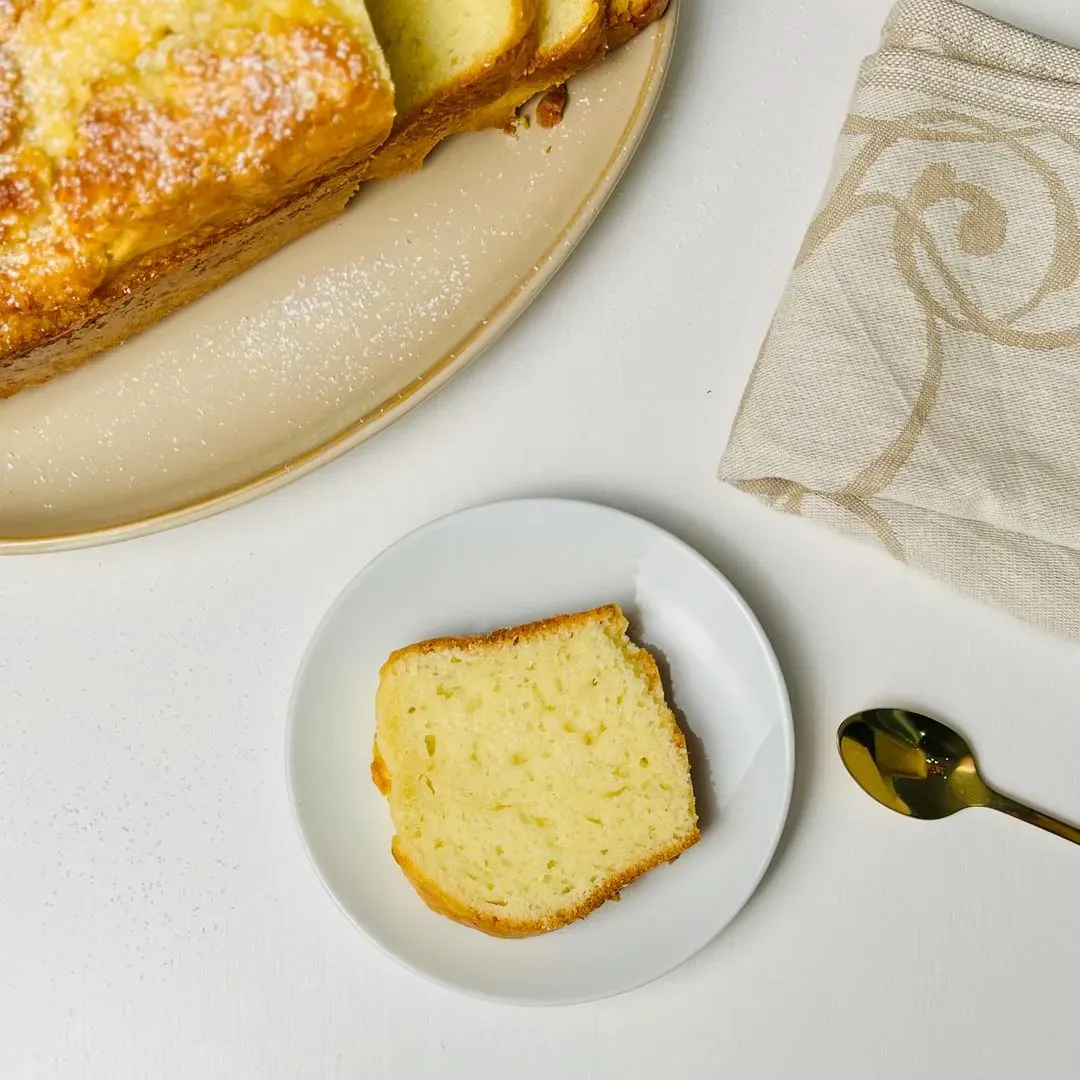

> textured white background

[{"left": 3, "top": 1, "right": 1079, "bottom": 1077}]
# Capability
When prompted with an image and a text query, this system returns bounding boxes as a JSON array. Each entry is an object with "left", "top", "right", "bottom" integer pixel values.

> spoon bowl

[
  {"left": 838, "top": 709, "right": 992, "bottom": 819},
  {"left": 838, "top": 708, "right": 1080, "bottom": 845}
]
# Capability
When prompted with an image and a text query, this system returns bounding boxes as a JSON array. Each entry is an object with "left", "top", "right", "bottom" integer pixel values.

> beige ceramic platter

[{"left": 0, "top": 16, "right": 676, "bottom": 552}]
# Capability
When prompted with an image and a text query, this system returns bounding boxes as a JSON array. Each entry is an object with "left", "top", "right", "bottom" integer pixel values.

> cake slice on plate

[{"left": 372, "top": 605, "right": 700, "bottom": 937}]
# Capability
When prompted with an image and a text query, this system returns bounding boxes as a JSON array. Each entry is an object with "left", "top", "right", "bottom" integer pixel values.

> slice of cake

[
  {"left": 463, "top": 0, "right": 607, "bottom": 134},
  {"left": 360, "top": 0, "right": 540, "bottom": 179},
  {"left": 372, "top": 605, "right": 700, "bottom": 937}
]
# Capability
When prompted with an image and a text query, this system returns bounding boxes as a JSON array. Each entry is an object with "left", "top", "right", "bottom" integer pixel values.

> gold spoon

[{"left": 838, "top": 708, "right": 1080, "bottom": 845}]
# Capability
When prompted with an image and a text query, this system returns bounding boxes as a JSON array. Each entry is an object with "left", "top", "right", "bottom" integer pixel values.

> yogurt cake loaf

[
  {"left": 0, "top": 0, "right": 669, "bottom": 398},
  {"left": 0, "top": 0, "right": 397, "bottom": 397}
]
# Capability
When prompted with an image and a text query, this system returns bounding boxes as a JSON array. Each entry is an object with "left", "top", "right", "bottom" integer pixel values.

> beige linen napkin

[{"left": 720, "top": 0, "right": 1080, "bottom": 640}]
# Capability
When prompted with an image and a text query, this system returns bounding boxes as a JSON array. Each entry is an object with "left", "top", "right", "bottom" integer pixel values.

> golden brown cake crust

[
  {"left": 608, "top": 0, "right": 670, "bottom": 47},
  {"left": 370, "top": 741, "right": 392, "bottom": 795},
  {"left": 0, "top": 0, "right": 395, "bottom": 395},
  {"left": 373, "top": 604, "right": 701, "bottom": 938},
  {"left": 0, "top": 155, "right": 379, "bottom": 395},
  {"left": 391, "top": 827, "right": 698, "bottom": 938},
  {"left": 380, "top": 604, "right": 626, "bottom": 671}
]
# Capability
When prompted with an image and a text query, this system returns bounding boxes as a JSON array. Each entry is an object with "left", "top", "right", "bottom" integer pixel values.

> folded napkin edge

[
  {"left": 885, "top": 0, "right": 1080, "bottom": 88},
  {"left": 719, "top": 473, "right": 1080, "bottom": 567},
  {"left": 861, "top": 49, "right": 1080, "bottom": 126}
]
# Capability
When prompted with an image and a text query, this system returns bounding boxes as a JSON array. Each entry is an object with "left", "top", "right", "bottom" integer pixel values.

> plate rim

[
  {"left": 285, "top": 496, "right": 795, "bottom": 1006},
  {"left": 2, "top": 12, "right": 679, "bottom": 555}
]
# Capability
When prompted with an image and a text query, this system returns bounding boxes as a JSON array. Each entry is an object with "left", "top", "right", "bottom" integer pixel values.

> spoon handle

[{"left": 989, "top": 793, "right": 1080, "bottom": 846}]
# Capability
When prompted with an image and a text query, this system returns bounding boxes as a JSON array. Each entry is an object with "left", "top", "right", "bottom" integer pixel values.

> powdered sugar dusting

[{"left": 0, "top": 1, "right": 391, "bottom": 338}]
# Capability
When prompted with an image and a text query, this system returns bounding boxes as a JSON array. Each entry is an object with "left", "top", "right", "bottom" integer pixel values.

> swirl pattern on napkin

[{"left": 722, "top": 0, "right": 1080, "bottom": 638}]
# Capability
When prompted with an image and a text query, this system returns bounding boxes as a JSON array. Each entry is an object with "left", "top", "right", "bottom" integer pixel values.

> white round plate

[{"left": 288, "top": 499, "right": 794, "bottom": 1005}]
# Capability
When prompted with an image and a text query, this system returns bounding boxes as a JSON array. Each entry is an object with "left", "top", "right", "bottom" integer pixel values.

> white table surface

[{"left": 3, "top": 2, "right": 1080, "bottom": 1077}]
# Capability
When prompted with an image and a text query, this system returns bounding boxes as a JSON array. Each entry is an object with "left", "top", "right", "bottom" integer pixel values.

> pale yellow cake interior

[
  {"left": 363, "top": 0, "right": 523, "bottom": 116},
  {"left": 540, "top": 0, "right": 600, "bottom": 59}
]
